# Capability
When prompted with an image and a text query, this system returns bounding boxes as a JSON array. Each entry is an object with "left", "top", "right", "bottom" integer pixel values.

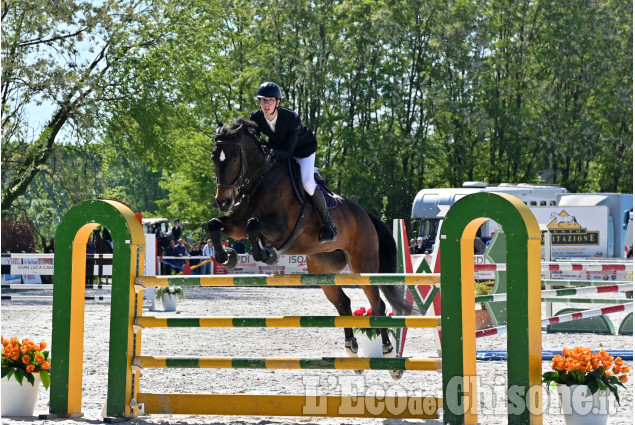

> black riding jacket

[{"left": 249, "top": 107, "right": 317, "bottom": 159}]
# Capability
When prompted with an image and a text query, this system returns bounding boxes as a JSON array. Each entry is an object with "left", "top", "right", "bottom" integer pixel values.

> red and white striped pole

[{"left": 476, "top": 302, "right": 633, "bottom": 338}]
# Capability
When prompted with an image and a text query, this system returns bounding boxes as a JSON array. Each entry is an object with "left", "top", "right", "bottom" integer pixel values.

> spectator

[
  {"left": 152, "top": 223, "right": 164, "bottom": 239},
  {"left": 486, "top": 232, "right": 495, "bottom": 246},
  {"left": 86, "top": 236, "right": 96, "bottom": 285},
  {"left": 189, "top": 242, "right": 203, "bottom": 275},
  {"left": 409, "top": 239, "right": 416, "bottom": 254},
  {"left": 170, "top": 219, "right": 183, "bottom": 242},
  {"left": 233, "top": 239, "right": 246, "bottom": 254},
  {"left": 202, "top": 239, "right": 215, "bottom": 275},
  {"left": 165, "top": 239, "right": 180, "bottom": 274},
  {"left": 175, "top": 239, "right": 189, "bottom": 268},
  {"left": 44, "top": 238, "right": 55, "bottom": 254},
  {"left": 414, "top": 237, "right": 427, "bottom": 254}
]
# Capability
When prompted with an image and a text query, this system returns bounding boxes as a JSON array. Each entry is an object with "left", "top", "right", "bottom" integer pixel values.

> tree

[{"left": 1, "top": 0, "right": 171, "bottom": 211}]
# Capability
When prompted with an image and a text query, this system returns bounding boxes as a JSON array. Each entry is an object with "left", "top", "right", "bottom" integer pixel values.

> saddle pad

[{"left": 287, "top": 160, "right": 337, "bottom": 209}]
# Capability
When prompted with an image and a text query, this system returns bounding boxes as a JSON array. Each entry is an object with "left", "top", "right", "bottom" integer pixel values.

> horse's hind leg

[{"left": 306, "top": 253, "right": 357, "bottom": 355}]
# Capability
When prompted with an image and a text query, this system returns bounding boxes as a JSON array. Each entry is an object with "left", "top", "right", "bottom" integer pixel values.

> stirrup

[{"left": 319, "top": 225, "right": 338, "bottom": 243}]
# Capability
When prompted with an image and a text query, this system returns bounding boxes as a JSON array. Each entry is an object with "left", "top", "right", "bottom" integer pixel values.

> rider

[{"left": 249, "top": 81, "right": 337, "bottom": 243}]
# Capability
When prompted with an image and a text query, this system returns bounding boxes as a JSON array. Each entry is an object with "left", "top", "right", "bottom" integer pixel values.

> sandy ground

[{"left": 1, "top": 285, "right": 633, "bottom": 425}]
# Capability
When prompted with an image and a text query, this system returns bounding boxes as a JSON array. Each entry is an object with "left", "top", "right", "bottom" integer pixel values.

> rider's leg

[{"left": 296, "top": 154, "right": 337, "bottom": 243}]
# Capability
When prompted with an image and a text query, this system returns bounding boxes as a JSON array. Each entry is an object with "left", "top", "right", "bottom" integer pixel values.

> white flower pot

[
  {"left": 162, "top": 293, "right": 178, "bottom": 311},
  {"left": 557, "top": 384, "right": 610, "bottom": 425},
  {"left": 1, "top": 373, "right": 41, "bottom": 416},
  {"left": 357, "top": 336, "right": 384, "bottom": 357}
]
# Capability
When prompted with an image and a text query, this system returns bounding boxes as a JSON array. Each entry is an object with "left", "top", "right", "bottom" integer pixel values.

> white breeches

[{"left": 295, "top": 154, "right": 317, "bottom": 196}]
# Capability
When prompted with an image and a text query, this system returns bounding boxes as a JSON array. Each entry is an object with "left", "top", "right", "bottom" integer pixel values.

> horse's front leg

[
  {"left": 207, "top": 216, "right": 239, "bottom": 269},
  {"left": 245, "top": 216, "right": 285, "bottom": 265}
]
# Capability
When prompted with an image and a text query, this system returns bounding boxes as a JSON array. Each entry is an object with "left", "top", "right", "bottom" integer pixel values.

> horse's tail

[{"left": 367, "top": 213, "right": 415, "bottom": 315}]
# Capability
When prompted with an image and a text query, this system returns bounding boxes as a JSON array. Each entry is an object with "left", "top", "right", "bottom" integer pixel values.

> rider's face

[{"left": 259, "top": 97, "right": 279, "bottom": 117}]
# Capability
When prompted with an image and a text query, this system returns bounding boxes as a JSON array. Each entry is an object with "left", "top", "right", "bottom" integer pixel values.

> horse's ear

[{"left": 235, "top": 123, "right": 246, "bottom": 138}]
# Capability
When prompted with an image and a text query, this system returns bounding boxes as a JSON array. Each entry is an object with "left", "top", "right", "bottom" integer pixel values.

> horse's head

[{"left": 211, "top": 118, "right": 266, "bottom": 212}]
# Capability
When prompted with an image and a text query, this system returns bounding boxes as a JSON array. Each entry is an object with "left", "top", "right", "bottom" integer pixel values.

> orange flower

[
  {"left": 1, "top": 336, "right": 8, "bottom": 346},
  {"left": 621, "top": 366, "right": 630, "bottom": 373},
  {"left": 10, "top": 337, "right": 18, "bottom": 345},
  {"left": 564, "top": 362, "right": 574, "bottom": 372},
  {"left": 40, "top": 361, "right": 50, "bottom": 370},
  {"left": 20, "top": 344, "right": 29, "bottom": 354},
  {"left": 35, "top": 353, "right": 45, "bottom": 363},
  {"left": 619, "top": 375, "right": 628, "bottom": 383},
  {"left": 40, "top": 342, "right": 47, "bottom": 351},
  {"left": 25, "top": 364, "right": 35, "bottom": 373},
  {"left": 615, "top": 358, "right": 624, "bottom": 366},
  {"left": 22, "top": 354, "right": 31, "bottom": 364},
  {"left": 11, "top": 352, "right": 19, "bottom": 361},
  {"left": 605, "top": 370, "right": 611, "bottom": 377},
  {"left": 613, "top": 365, "right": 622, "bottom": 374}
]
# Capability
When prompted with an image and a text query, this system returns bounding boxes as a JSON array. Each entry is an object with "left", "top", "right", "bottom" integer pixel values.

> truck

[{"left": 411, "top": 182, "right": 633, "bottom": 259}]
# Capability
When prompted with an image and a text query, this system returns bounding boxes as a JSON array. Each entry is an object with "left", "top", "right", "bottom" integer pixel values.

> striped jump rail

[
  {"left": 133, "top": 356, "right": 441, "bottom": 371},
  {"left": 542, "top": 280, "right": 634, "bottom": 287},
  {"left": 475, "top": 282, "right": 633, "bottom": 303},
  {"left": 474, "top": 262, "right": 633, "bottom": 272},
  {"left": 135, "top": 273, "right": 440, "bottom": 288},
  {"left": 136, "top": 393, "right": 442, "bottom": 419},
  {"left": 135, "top": 315, "right": 440, "bottom": 329},
  {"left": 1, "top": 295, "right": 111, "bottom": 302},
  {"left": 1, "top": 284, "right": 112, "bottom": 290},
  {"left": 476, "top": 302, "right": 633, "bottom": 338}
]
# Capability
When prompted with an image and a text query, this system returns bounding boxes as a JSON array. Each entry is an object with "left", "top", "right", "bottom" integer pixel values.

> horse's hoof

[
  {"left": 345, "top": 336, "right": 358, "bottom": 356},
  {"left": 263, "top": 246, "right": 279, "bottom": 265},
  {"left": 382, "top": 343, "right": 396, "bottom": 357},
  {"left": 223, "top": 248, "right": 238, "bottom": 269},
  {"left": 390, "top": 370, "right": 404, "bottom": 380},
  {"left": 215, "top": 249, "right": 228, "bottom": 264}
]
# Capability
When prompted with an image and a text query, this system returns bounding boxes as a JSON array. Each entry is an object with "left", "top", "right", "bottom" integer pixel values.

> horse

[{"left": 208, "top": 118, "right": 411, "bottom": 379}]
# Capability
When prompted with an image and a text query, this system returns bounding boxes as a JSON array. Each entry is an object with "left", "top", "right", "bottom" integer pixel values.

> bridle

[{"left": 213, "top": 136, "right": 276, "bottom": 208}]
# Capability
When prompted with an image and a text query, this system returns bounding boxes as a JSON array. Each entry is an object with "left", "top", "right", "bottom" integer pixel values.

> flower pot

[
  {"left": 556, "top": 384, "right": 610, "bottom": 425},
  {"left": 162, "top": 293, "right": 178, "bottom": 311},
  {"left": 1, "top": 373, "right": 41, "bottom": 416},
  {"left": 357, "top": 336, "right": 384, "bottom": 357}
]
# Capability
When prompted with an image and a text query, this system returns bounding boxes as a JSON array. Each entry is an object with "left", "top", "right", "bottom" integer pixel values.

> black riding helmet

[{"left": 256, "top": 82, "right": 282, "bottom": 99}]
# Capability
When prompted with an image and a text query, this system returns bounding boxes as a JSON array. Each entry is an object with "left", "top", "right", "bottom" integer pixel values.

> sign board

[{"left": 530, "top": 206, "right": 609, "bottom": 258}]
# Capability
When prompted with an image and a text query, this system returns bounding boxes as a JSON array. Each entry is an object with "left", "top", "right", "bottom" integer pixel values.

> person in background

[
  {"left": 44, "top": 238, "right": 55, "bottom": 254},
  {"left": 165, "top": 239, "right": 180, "bottom": 274},
  {"left": 414, "top": 237, "right": 427, "bottom": 254},
  {"left": 233, "top": 239, "right": 246, "bottom": 254},
  {"left": 202, "top": 239, "right": 215, "bottom": 275},
  {"left": 189, "top": 242, "right": 202, "bottom": 275},
  {"left": 86, "top": 235, "right": 96, "bottom": 285},
  {"left": 170, "top": 219, "right": 182, "bottom": 242},
  {"left": 409, "top": 239, "right": 416, "bottom": 254}
]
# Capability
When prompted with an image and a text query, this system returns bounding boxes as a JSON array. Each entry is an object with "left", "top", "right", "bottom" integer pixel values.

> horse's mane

[{"left": 215, "top": 118, "right": 261, "bottom": 143}]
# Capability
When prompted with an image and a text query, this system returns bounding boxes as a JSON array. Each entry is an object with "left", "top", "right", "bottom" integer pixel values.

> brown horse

[{"left": 208, "top": 119, "right": 410, "bottom": 377}]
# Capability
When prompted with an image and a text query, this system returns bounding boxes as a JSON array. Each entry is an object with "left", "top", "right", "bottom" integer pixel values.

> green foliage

[{"left": 2, "top": 0, "right": 631, "bottom": 237}]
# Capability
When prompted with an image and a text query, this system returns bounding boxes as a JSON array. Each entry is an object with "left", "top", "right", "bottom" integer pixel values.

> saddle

[
  {"left": 287, "top": 160, "right": 337, "bottom": 209},
  {"left": 275, "top": 159, "right": 337, "bottom": 254}
]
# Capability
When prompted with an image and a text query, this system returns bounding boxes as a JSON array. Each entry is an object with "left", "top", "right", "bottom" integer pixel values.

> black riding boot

[{"left": 311, "top": 190, "right": 338, "bottom": 243}]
